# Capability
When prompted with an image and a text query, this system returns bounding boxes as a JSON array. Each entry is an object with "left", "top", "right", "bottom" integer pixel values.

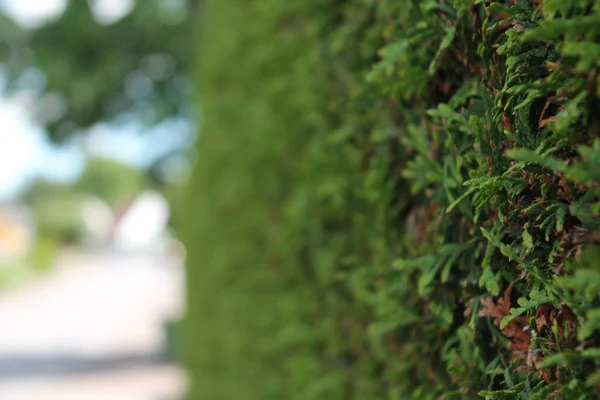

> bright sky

[
  {"left": 0, "top": 0, "right": 190, "bottom": 200},
  {"left": 0, "top": 0, "right": 135, "bottom": 27},
  {"left": 0, "top": 96, "right": 85, "bottom": 198},
  {"left": 0, "top": 0, "right": 67, "bottom": 28}
]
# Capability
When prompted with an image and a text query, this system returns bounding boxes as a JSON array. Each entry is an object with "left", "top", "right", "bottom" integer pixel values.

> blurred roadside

[
  {"left": 0, "top": 247, "right": 187, "bottom": 400},
  {"left": 0, "top": 1, "right": 195, "bottom": 398},
  {"left": 0, "top": 155, "right": 186, "bottom": 290},
  {"left": 0, "top": 155, "right": 188, "bottom": 399}
]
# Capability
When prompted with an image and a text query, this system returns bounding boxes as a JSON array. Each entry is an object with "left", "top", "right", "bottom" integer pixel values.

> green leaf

[
  {"left": 522, "top": 229, "right": 534, "bottom": 249},
  {"left": 506, "top": 148, "right": 567, "bottom": 172},
  {"left": 500, "top": 291, "right": 549, "bottom": 329},
  {"left": 486, "top": 3, "right": 518, "bottom": 15},
  {"left": 479, "top": 266, "right": 500, "bottom": 296},
  {"left": 579, "top": 309, "right": 600, "bottom": 340},
  {"left": 428, "top": 27, "right": 456, "bottom": 75}
]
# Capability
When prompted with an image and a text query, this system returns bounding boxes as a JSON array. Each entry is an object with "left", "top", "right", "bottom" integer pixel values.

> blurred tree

[
  {"left": 74, "top": 157, "right": 147, "bottom": 206},
  {"left": 20, "top": 179, "right": 70, "bottom": 204},
  {"left": 0, "top": 13, "right": 26, "bottom": 62},
  {"left": 21, "top": 180, "right": 87, "bottom": 244},
  {"left": 2, "top": 0, "right": 196, "bottom": 141}
]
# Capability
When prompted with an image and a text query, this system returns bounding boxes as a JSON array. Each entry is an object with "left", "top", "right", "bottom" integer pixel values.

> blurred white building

[{"left": 111, "top": 190, "right": 170, "bottom": 253}]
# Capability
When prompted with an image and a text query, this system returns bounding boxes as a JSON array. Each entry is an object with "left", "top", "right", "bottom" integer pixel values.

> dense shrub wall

[{"left": 184, "top": 1, "right": 600, "bottom": 398}]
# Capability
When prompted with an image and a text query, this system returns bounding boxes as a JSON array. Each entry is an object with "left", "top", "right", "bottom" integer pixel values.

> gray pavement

[{"left": 0, "top": 249, "right": 187, "bottom": 400}]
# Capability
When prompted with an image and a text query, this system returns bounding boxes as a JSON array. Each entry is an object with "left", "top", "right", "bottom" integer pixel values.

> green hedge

[{"left": 184, "top": 1, "right": 600, "bottom": 398}]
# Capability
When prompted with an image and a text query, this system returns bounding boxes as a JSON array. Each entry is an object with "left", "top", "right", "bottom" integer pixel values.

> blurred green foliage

[
  {"left": 185, "top": 0, "right": 600, "bottom": 399},
  {"left": 2, "top": 0, "right": 195, "bottom": 141},
  {"left": 74, "top": 157, "right": 146, "bottom": 206},
  {"left": 29, "top": 235, "right": 60, "bottom": 271},
  {"left": 0, "top": 227, "right": 59, "bottom": 289},
  {"left": 22, "top": 180, "right": 87, "bottom": 244}
]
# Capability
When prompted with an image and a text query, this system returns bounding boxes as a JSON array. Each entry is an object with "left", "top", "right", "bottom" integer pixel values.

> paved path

[{"left": 0, "top": 250, "right": 187, "bottom": 400}]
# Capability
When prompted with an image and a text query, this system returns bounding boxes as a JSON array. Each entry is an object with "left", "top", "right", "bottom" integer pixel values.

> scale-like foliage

[{"left": 185, "top": 0, "right": 600, "bottom": 398}]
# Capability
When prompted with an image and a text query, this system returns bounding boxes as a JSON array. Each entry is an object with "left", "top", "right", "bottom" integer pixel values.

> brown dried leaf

[
  {"left": 539, "top": 116, "right": 557, "bottom": 128},
  {"left": 535, "top": 305, "right": 552, "bottom": 332},
  {"left": 480, "top": 284, "right": 530, "bottom": 361}
]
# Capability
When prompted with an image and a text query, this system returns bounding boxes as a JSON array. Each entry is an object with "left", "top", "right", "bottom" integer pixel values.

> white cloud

[
  {"left": 1, "top": 0, "right": 67, "bottom": 28},
  {"left": 90, "top": 0, "right": 134, "bottom": 24},
  {"left": 1, "top": 0, "right": 135, "bottom": 28}
]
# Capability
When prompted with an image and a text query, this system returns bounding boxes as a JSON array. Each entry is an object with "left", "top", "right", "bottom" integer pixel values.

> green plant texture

[{"left": 184, "top": 1, "right": 600, "bottom": 398}]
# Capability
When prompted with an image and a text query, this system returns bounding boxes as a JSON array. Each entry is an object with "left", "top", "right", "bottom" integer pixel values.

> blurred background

[{"left": 0, "top": 0, "right": 196, "bottom": 398}]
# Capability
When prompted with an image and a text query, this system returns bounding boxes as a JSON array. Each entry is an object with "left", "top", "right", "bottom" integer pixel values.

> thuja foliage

[{"left": 184, "top": 0, "right": 600, "bottom": 398}]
